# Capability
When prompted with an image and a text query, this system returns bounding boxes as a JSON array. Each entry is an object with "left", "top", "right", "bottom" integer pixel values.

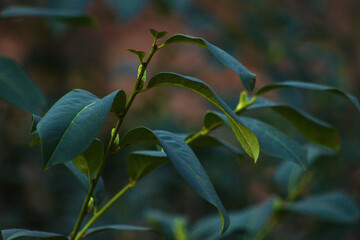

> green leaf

[
  {"left": 0, "top": 56, "right": 45, "bottom": 114},
  {"left": 110, "top": 89, "right": 127, "bottom": 115},
  {"left": 0, "top": 6, "right": 96, "bottom": 26},
  {"left": 72, "top": 138, "right": 104, "bottom": 175},
  {"left": 283, "top": 191, "right": 360, "bottom": 224},
  {"left": 149, "top": 29, "right": 168, "bottom": 39},
  {"left": 247, "top": 98, "right": 340, "bottom": 150},
  {"left": 65, "top": 162, "right": 104, "bottom": 207},
  {"left": 120, "top": 127, "right": 230, "bottom": 234},
  {"left": 1, "top": 229, "right": 68, "bottom": 240},
  {"left": 37, "top": 89, "right": 125, "bottom": 169},
  {"left": 190, "top": 198, "right": 275, "bottom": 240},
  {"left": 29, "top": 135, "right": 41, "bottom": 147},
  {"left": 239, "top": 117, "right": 307, "bottom": 169},
  {"left": 127, "top": 49, "right": 146, "bottom": 62},
  {"left": 255, "top": 81, "right": 360, "bottom": 111},
  {"left": 31, "top": 114, "right": 42, "bottom": 134},
  {"left": 146, "top": 72, "right": 259, "bottom": 162},
  {"left": 162, "top": 35, "right": 256, "bottom": 91},
  {"left": 126, "top": 150, "right": 168, "bottom": 182},
  {"left": 203, "top": 111, "right": 228, "bottom": 130},
  {"left": 84, "top": 224, "right": 155, "bottom": 238}
]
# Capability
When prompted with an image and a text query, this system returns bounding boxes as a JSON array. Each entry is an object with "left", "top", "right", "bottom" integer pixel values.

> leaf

[
  {"left": 283, "top": 191, "right": 360, "bottom": 224},
  {"left": 72, "top": 138, "right": 104, "bottom": 175},
  {"left": 0, "top": 56, "right": 45, "bottom": 114},
  {"left": 255, "top": 81, "right": 360, "bottom": 111},
  {"left": 126, "top": 150, "right": 168, "bottom": 182},
  {"left": 203, "top": 111, "right": 228, "bottom": 130},
  {"left": 0, "top": 6, "right": 96, "bottom": 26},
  {"left": 65, "top": 161, "right": 104, "bottom": 207},
  {"left": 162, "top": 34, "right": 256, "bottom": 91},
  {"left": 84, "top": 224, "right": 155, "bottom": 237},
  {"left": 127, "top": 49, "right": 146, "bottom": 62},
  {"left": 239, "top": 117, "right": 307, "bottom": 169},
  {"left": 146, "top": 72, "right": 259, "bottom": 162},
  {"left": 149, "top": 29, "right": 168, "bottom": 39},
  {"left": 37, "top": 89, "right": 125, "bottom": 169},
  {"left": 247, "top": 98, "right": 340, "bottom": 150},
  {"left": 31, "top": 114, "right": 42, "bottom": 134},
  {"left": 190, "top": 198, "right": 275, "bottom": 240},
  {"left": 120, "top": 127, "right": 230, "bottom": 234},
  {"left": 1, "top": 229, "right": 68, "bottom": 240},
  {"left": 111, "top": 89, "right": 127, "bottom": 115}
]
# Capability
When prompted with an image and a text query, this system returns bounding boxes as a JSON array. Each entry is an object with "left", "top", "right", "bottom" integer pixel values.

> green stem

[
  {"left": 69, "top": 37, "right": 159, "bottom": 240},
  {"left": 75, "top": 183, "right": 134, "bottom": 240}
]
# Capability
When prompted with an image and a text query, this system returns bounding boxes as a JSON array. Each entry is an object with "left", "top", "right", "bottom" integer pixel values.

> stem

[
  {"left": 69, "top": 37, "right": 160, "bottom": 240},
  {"left": 75, "top": 183, "right": 133, "bottom": 240}
]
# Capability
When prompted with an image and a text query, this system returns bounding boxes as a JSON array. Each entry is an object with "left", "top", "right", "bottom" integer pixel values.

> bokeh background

[{"left": 0, "top": 0, "right": 359, "bottom": 239}]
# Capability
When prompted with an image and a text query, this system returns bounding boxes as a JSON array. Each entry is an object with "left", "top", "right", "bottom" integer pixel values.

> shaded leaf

[
  {"left": 72, "top": 138, "right": 104, "bottom": 175},
  {"left": 162, "top": 34, "right": 256, "bottom": 91},
  {"left": 146, "top": 72, "right": 259, "bottom": 161},
  {"left": 0, "top": 56, "right": 45, "bottom": 114},
  {"left": 1, "top": 229, "right": 68, "bottom": 240},
  {"left": 120, "top": 127, "right": 230, "bottom": 234},
  {"left": 203, "top": 111, "right": 227, "bottom": 130},
  {"left": 255, "top": 81, "right": 360, "bottom": 111},
  {"left": 31, "top": 114, "right": 42, "bottom": 134},
  {"left": 127, "top": 49, "right": 146, "bottom": 62},
  {"left": 84, "top": 224, "right": 154, "bottom": 237},
  {"left": 149, "top": 29, "right": 168, "bottom": 39},
  {"left": 65, "top": 162, "right": 104, "bottom": 207},
  {"left": 247, "top": 98, "right": 340, "bottom": 150},
  {"left": 0, "top": 6, "right": 96, "bottom": 26},
  {"left": 126, "top": 150, "right": 168, "bottom": 182},
  {"left": 283, "top": 191, "right": 360, "bottom": 224},
  {"left": 38, "top": 89, "right": 125, "bottom": 169}
]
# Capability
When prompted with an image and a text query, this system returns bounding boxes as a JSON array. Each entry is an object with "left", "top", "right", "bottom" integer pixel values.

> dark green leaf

[
  {"left": 162, "top": 34, "right": 256, "bottom": 91},
  {"left": 149, "top": 29, "right": 168, "bottom": 39},
  {"left": 190, "top": 198, "right": 275, "bottom": 240},
  {"left": 127, "top": 49, "right": 146, "bottom": 62},
  {"left": 72, "top": 138, "right": 104, "bottom": 175},
  {"left": 31, "top": 114, "right": 42, "bottom": 134},
  {"left": 38, "top": 89, "right": 124, "bottom": 169},
  {"left": 0, "top": 56, "right": 45, "bottom": 114},
  {"left": 283, "top": 191, "right": 359, "bottom": 224},
  {"left": 255, "top": 81, "right": 360, "bottom": 111},
  {"left": 1, "top": 229, "right": 68, "bottom": 240},
  {"left": 29, "top": 135, "right": 41, "bottom": 147},
  {"left": 146, "top": 72, "right": 259, "bottom": 162},
  {"left": 239, "top": 117, "right": 307, "bottom": 169},
  {"left": 65, "top": 161, "right": 104, "bottom": 207},
  {"left": 0, "top": 6, "right": 96, "bottom": 26},
  {"left": 84, "top": 224, "right": 154, "bottom": 237},
  {"left": 247, "top": 98, "right": 340, "bottom": 150},
  {"left": 120, "top": 127, "right": 230, "bottom": 234},
  {"left": 306, "top": 144, "right": 335, "bottom": 166},
  {"left": 203, "top": 111, "right": 227, "bottom": 130},
  {"left": 126, "top": 150, "right": 168, "bottom": 182},
  {"left": 111, "top": 89, "right": 127, "bottom": 115}
]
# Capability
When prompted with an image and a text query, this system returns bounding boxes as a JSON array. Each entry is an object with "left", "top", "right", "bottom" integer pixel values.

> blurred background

[{"left": 0, "top": 0, "right": 359, "bottom": 239}]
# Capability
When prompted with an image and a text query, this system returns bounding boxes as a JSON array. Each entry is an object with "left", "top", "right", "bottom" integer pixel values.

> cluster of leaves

[{"left": 0, "top": 5, "right": 359, "bottom": 240}]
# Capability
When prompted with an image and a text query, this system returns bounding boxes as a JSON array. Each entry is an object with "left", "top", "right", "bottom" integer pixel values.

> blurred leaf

[
  {"left": 0, "top": 6, "right": 96, "bottom": 26},
  {"left": 29, "top": 135, "right": 41, "bottom": 147},
  {"left": 1, "top": 229, "right": 68, "bottom": 240},
  {"left": 120, "top": 127, "right": 230, "bottom": 234},
  {"left": 190, "top": 198, "right": 275, "bottom": 240},
  {"left": 274, "top": 161, "right": 304, "bottom": 197},
  {"left": 203, "top": 111, "right": 227, "bottom": 130},
  {"left": 149, "top": 29, "right": 168, "bottom": 39},
  {"left": 72, "top": 138, "right": 104, "bottom": 175},
  {"left": 283, "top": 191, "right": 360, "bottom": 224},
  {"left": 84, "top": 224, "right": 155, "bottom": 237},
  {"left": 127, "top": 49, "right": 146, "bottom": 62},
  {"left": 31, "top": 114, "right": 42, "bottom": 134},
  {"left": 163, "top": 34, "right": 256, "bottom": 91},
  {"left": 65, "top": 162, "right": 104, "bottom": 207},
  {"left": 146, "top": 72, "right": 259, "bottom": 162},
  {"left": 126, "top": 150, "right": 168, "bottom": 182},
  {"left": 0, "top": 56, "right": 45, "bottom": 114},
  {"left": 239, "top": 117, "right": 307, "bottom": 169},
  {"left": 255, "top": 81, "right": 360, "bottom": 111},
  {"left": 38, "top": 89, "right": 125, "bottom": 169},
  {"left": 247, "top": 98, "right": 340, "bottom": 150}
]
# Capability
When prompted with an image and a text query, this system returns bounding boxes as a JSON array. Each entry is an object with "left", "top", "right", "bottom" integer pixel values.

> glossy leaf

[
  {"left": 65, "top": 162, "right": 104, "bottom": 207},
  {"left": 120, "top": 127, "right": 230, "bottom": 234},
  {"left": 126, "top": 150, "right": 168, "bottom": 182},
  {"left": 255, "top": 81, "right": 360, "bottom": 111},
  {"left": 190, "top": 198, "right": 275, "bottom": 240},
  {"left": 247, "top": 98, "right": 340, "bottom": 150},
  {"left": 0, "top": 6, "right": 96, "bottom": 26},
  {"left": 72, "top": 138, "right": 104, "bottom": 175},
  {"left": 84, "top": 224, "right": 154, "bottom": 237},
  {"left": 1, "top": 229, "right": 68, "bottom": 240},
  {"left": 239, "top": 117, "right": 307, "bottom": 169},
  {"left": 38, "top": 89, "right": 125, "bottom": 169},
  {"left": 283, "top": 191, "right": 360, "bottom": 224},
  {"left": 0, "top": 56, "right": 45, "bottom": 114},
  {"left": 163, "top": 34, "right": 256, "bottom": 91},
  {"left": 146, "top": 72, "right": 259, "bottom": 161}
]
